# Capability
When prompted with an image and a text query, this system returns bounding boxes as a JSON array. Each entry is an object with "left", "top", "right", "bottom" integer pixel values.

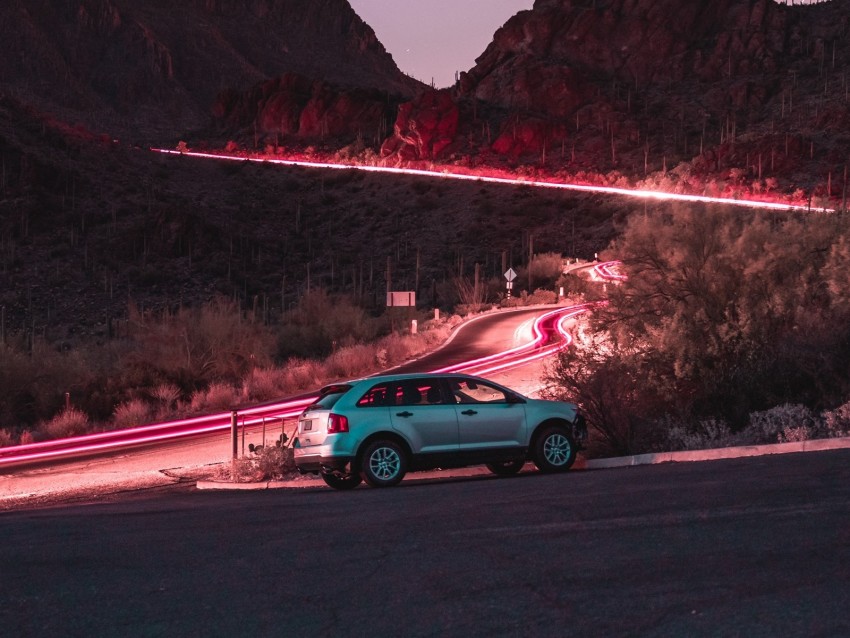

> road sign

[
  {"left": 387, "top": 291, "right": 416, "bottom": 307},
  {"left": 504, "top": 268, "right": 517, "bottom": 282}
]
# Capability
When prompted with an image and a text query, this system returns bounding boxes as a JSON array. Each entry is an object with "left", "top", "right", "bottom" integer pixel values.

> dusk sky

[{"left": 348, "top": 0, "right": 534, "bottom": 88}]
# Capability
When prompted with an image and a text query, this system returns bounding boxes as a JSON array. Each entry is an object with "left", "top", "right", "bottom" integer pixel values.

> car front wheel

[
  {"left": 321, "top": 472, "right": 362, "bottom": 490},
  {"left": 486, "top": 460, "right": 525, "bottom": 476},
  {"left": 360, "top": 440, "right": 407, "bottom": 487},
  {"left": 533, "top": 426, "right": 576, "bottom": 473}
]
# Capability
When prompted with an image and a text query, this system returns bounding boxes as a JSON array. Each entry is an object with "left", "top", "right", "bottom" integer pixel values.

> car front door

[{"left": 448, "top": 378, "right": 527, "bottom": 450}]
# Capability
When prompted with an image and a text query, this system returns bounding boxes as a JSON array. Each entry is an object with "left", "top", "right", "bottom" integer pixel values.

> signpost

[
  {"left": 387, "top": 291, "right": 416, "bottom": 333},
  {"left": 504, "top": 268, "right": 517, "bottom": 299}
]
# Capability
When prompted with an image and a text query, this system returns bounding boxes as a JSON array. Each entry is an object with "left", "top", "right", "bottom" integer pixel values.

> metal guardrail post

[{"left": 230, "top": 410, "right": 238, "bottom": 482}]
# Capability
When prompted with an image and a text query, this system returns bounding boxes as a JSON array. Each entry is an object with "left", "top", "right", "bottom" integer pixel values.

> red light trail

[{"left": 152, "top": 148, "right": 833, "bottom": 213}]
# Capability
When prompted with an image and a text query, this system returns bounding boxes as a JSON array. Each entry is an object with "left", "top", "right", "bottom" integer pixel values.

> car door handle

[
  {"left": 461, "top": 409, "right": 478, "bottom": 416},
  {"left": 396, "top": 411, "right": 413, "bottom": 417}
]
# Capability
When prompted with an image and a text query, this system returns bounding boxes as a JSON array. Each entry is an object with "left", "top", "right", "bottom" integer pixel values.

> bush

[
  {"left": 40, "top": 408, "right": 90, "bottom": 440},
  {"left": 253, "top": 442, "right": 295, "bottom": 479},
  {"left": 190, "top": 382, "right": 239, "bottom": 412},
  {"left": 112, "top": 399, "right": 151, "bottom": 429},
  {"left": 0, "top": 428, "right": 15, "bottom": 448},
  {"left": 662, "top": 417, "right": 735, "bottom": 451},
  {"left": 326, "top": 344, "right": 377, "bottom": 379},
  {"left": 243, "top": 367, "right": 288, "bottom": 402},
  {"left": 822, "top": 401, "right": 850, "bottom": 438},
  {"left": 526, "top": 288, "right": 558, "bottom": 305},
  {"left": 150, "top": 383, "right": 182, "bottom": 409},
  {"left": 229, "top": 439, "right": 295, "bottom": 481},
  {"left": 745, "top": 404, "right": 820, "bottom": 445},
  {"left": 277, "top": 290, "right": 380, "bottom": 359}
]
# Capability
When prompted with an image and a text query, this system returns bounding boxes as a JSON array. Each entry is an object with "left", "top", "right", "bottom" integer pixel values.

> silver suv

[{"left": 294, "top": 373, "right": 586, "bottom": 490}]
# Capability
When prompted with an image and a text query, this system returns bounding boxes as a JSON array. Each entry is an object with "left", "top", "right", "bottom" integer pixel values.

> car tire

[
  {"left": 532, "top": 426, "right": 576, "bottom": 473},
  {"left": 485, "top": 460, "right": 525, "bottom": 476},
  {"left": 321, "top": 472, "right": 362, "bottom": 491},
  {"left": 360, "top": 440, "right": 407, "bottom": 487}
]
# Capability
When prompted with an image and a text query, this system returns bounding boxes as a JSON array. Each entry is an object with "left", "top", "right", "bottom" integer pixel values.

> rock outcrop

[
  {"left": 379, "top": 90, "right": 460, "bottom": 162},
  {"left": 212, "top": 73, "right": 396, "bottom": 143}
]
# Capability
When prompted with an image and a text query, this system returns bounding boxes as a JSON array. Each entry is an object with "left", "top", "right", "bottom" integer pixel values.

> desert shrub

[
  {"left": 253, "top": 442, "right": 295, "bottom": 479},
  {"left": 526, "top": 252, "right": 564, "bottom": 290},
  {"left": 150, "top": 383, "right": 182, "bottom": 408},
  {"left": 743, "top": 404, "right": 820, "bottom": 445},
  {"left": 0, "top": 339, "right": 94, "bottom": 427},
  {"left": 277, "top": 359, "right": 325, "bottom": 393},
  {"left": 557, "top": 272, "right": 589, "bottom": 296},
  {"left": 126, "top": 297, "right": 274, "bottom": 389},
  {"left": 40, "top": 407, "right": 90, "bottom": 440},
  {"left": 326, "top": 343, "right": 377, "bottom": 379},
  {"left": 526, "top": 288, "right": 558, "bottom": 305},
  {"left": 0, "top": 428, "right": 15, "bottom": 448},
  {"left": 190, "top": 382, "right": 239, "bottom": 413},
  {"left": 229, "top": 438, "right": 295, "bottom": 481},
  {"left": 243, "top": 367, "right": 288, "bottom": 402},
  {"left": 112, "top": 398, "right": 151, "bottom": 429},
  {"left": 822, "top": 401, "right": 850, "bottom": 438},
  {"left": 277, "top": 290, "right": 380, "bottom": 359},
  {"left": 661, "top": 417, "right": 736, "bottom": 451}
]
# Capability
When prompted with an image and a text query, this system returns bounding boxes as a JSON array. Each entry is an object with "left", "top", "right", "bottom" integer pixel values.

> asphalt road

[
  {"left": 391, "top": 306, "right": 549, "bottom": 374},
  {"left": 2, "top": 450, "right": 850, "bottom": 637}
]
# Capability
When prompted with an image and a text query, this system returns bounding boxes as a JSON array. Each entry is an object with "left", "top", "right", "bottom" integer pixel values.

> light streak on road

[
  {"left": 152, "top": 148, "right": 834, "bottom": 213},
  {"left": 593, "top": 261, "right": 627, "bottom": 281}
]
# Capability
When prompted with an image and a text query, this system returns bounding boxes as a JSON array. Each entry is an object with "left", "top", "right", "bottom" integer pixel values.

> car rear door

[{"left": 388, "top": 378, "right": 459, "bottom": 454}]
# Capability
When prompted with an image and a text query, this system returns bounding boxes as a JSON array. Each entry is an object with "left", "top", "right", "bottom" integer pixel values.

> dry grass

[{"left": 39, "top": 408, "right": 89, "bottom": 440}]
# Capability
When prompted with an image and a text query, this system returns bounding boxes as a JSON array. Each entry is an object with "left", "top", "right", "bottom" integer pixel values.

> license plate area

[{"left": 300, "top": 419, "right": 313, "bottom": 432}]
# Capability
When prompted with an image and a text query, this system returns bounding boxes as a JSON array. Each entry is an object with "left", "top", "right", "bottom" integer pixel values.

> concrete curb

[
  {"left": 195, "top": 436, "right": 850, "bottom": 491},
  {"left": 583, "top": 435, "right": 850, "bottom": 470}
]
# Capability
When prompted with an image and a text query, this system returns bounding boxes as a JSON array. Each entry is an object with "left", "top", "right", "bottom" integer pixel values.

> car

[{"left": 293, "top": 372, "right": 587, "bottom": 490}]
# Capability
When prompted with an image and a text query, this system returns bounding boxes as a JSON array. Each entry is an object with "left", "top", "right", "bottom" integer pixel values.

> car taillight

[{"left": 327, "top": 413, "right": 349, "bottom": 434}]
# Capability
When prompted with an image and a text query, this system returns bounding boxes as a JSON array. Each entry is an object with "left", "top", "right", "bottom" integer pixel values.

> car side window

[
  {"left": 449, "top": 379, "right": 508, "bottom": 404},
  {"left": 393, "top": 379, "right": 445, "bottom": 406},
  {"left": 356, "top": 383, "right": 392, "bottom": 407}
]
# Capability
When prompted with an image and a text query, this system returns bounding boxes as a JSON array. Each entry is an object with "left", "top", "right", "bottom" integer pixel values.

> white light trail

[{"left": 152, "top": 148, "right": 834, "bottom": 213}]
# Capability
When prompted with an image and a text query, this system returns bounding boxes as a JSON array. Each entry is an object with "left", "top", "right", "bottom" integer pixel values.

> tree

[{"left": 547, "top": 205, "right": 850, "bottom": 452}]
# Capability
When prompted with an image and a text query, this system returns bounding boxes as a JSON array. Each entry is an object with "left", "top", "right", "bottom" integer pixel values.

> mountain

[
  {"left": 380, "top": 0, "right": 850, "bottom": 201},
  {"left": 0, "top": 0, "right": 419, "bottom": 140}
]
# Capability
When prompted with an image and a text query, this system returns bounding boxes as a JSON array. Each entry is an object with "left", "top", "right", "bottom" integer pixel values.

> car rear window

[{"left": 311, "top": 384, "right": 351, "bottom": 410}]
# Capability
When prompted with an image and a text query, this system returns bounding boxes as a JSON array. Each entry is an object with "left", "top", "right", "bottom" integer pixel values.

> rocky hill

[
  {"left": 378, "top": 0, "right": 850, "bottom": 203},
  {"left": 0, "top": 0, "right": 419, "bottom": 140}
]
